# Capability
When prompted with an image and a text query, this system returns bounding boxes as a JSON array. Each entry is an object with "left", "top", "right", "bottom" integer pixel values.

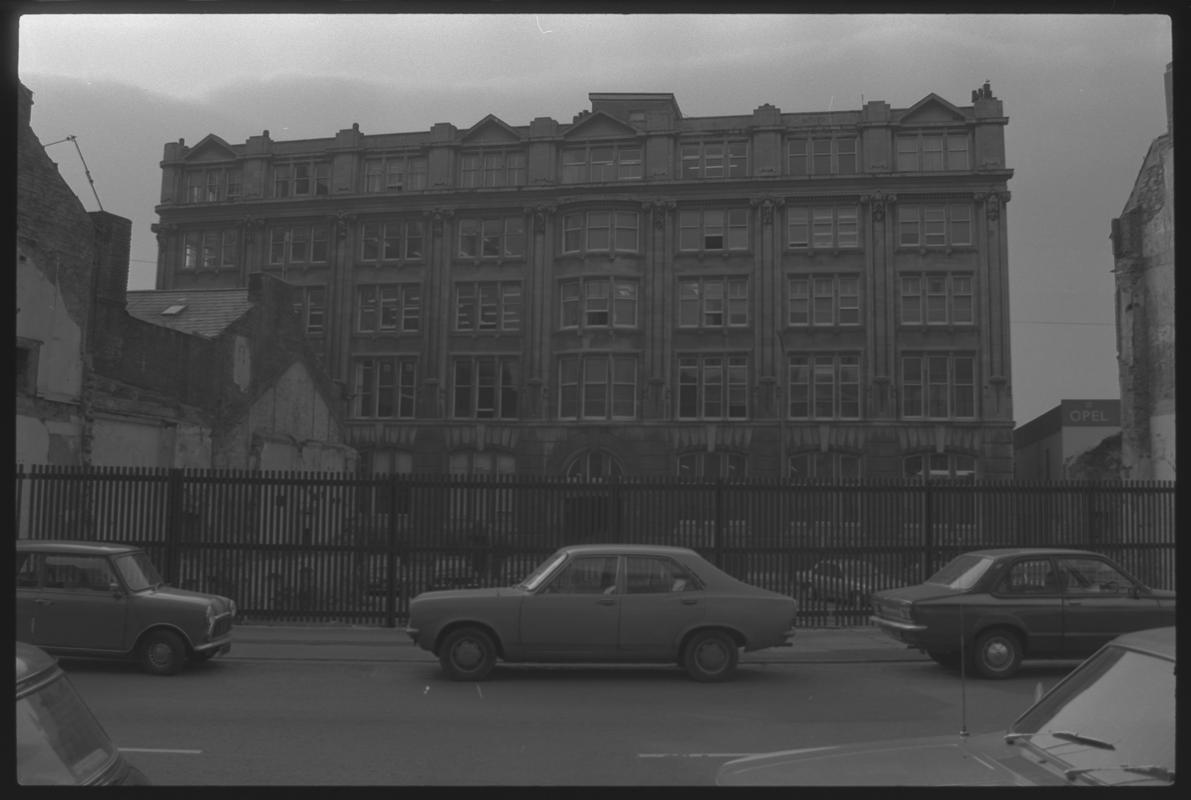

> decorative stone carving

[
  {"left": 646, "top": 200, "right": 675, "bottom": 230},
  {"left": 524, "top": 205, "right": 555, "bottom": 234},
  {"left": 153, "top": 222, "right": 178, "bottom": 242},
  {"left": 333, "top": 211, "right": 357, "bottom": 240},
  {"left": 424, "top": 208, "right": 455, "bottom": 237},
  {"left": 235, "top": 217, "right": 264, "bottom": 243},
  {"left": 750, "top": 197, "right": 785, "bottom": 225},
  {"left": 861, "top": 191, "right": 896, "bottom": 222}
]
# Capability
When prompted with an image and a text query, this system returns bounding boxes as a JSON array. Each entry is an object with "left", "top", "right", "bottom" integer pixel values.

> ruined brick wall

[
  {"left": 17, "top": 83, "right": 94, "bottom": 464},
  {"left": 1112, "top": 134, "right": 1174, "bottom": 479}
]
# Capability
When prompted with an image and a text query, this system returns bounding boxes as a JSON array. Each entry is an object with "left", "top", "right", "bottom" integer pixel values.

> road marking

[
  {"left": 475, "top": 684, "right": 483, "bottom": 699},
  {"left": 120, "top": 748, "right": 203, "bottom": 755}
]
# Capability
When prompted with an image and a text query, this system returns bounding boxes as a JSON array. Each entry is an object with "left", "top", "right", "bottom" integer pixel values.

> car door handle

[
  {"left": 34, "top": 598, "right": 53, "bottom": 606},
  {"left": 597, "top": 598, "right": 616, "bottom": 606},
  {"left": 1067, "top": 601, "right": 1082, "bottom": 606},
  {"left": 680, "top": 598, "right": 698, "bottom": 605}
]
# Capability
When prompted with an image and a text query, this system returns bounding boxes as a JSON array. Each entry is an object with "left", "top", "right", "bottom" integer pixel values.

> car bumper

[
  {"left": 870, "top": 616, "right": 928, "bottom": 646},
  {"left": 193, "top": 638, "right": 232, "bottom": 656}
]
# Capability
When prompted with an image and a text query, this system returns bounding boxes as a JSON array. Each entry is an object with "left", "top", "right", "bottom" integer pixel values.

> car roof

[
  {"left": 15, "top": 540, "right": 142, "bottom": 555},
  {"left": 15, "top": 642, "right": 60, "bottom": 687},
  {"left": 560, "top": 544, "right": 700, "bottom": 557},
  {"left": 961, "top": 547, "right": 1106, "bottom": 558},
  {"left": 1109, "top": 626, "right": 1176, "bottom": 660}
]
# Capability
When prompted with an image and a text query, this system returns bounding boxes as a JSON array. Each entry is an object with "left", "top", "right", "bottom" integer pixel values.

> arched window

[
  {"left": 565, "top": 450, "right": 624, "bottom": 481},
  {"left": 677, "top": 452, "right": 747, "bottom": 480},
  {"left": 903, "top": 452, "right": 976, "bottom": 480},
  {"left": 788, "top": 451, "right": 862, "bottom": 481}
]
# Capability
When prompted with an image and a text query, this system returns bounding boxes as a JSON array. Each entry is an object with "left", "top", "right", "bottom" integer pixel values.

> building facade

[
  {"left": 1110, "top": 63, "right": 1175, "bottom": 480},
  {"left": 152, "top": 86, "right": 1014, "bottom": 481},
  {"left": 1013, "top": 399, "right": 1121, "bottom": 480}
]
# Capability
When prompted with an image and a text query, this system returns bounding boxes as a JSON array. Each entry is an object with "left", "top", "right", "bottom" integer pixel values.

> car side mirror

[{"left": 109, "top": 581, "right": 123, "bottom": 596}]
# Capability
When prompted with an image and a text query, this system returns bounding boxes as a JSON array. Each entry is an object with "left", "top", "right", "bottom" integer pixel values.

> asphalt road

[{"left": 61, "top": 655, "right": 1075, "bottom": 785}]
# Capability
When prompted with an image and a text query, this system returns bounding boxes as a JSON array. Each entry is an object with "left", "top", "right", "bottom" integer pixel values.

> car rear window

[
  {"left": 16, "top": 674, "right": 117, "bottom": 784},
  {"left": 924, "top": 554, "right": 994, "bottom": 589}
]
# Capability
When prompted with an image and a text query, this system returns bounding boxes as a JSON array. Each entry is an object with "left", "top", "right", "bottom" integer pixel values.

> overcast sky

[{"left": 17, "top": 12, "right": 1172, "bottom": 426}]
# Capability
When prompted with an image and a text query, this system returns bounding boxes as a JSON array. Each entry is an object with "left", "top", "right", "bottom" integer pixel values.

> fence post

[
  {"left": 1085, "top": 483, "right": 1098, "bottom": 548},
  {"left": 165, "top": 468, "right": 184, "bottom": 583},
  {"left": 921, "top": 478, "right": 934, "bottom": 578},
  {"left": 386, "top": 472, "right": 401, "bottom": 629},
  {"left": 714, "top": 479, "right": 725, "bottom": 567},
  {"left": 15, "top": 463, "right": 25, "bottom": 539}
]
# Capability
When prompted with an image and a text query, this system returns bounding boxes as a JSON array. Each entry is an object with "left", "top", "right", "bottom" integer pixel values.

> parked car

[
  {"left": 17, "top": 641, "right": 150, "bottom": 785},
  {"left": 869, "top": 547, "right": 1175, "bottom": 678},
  {"left": 718, "top": 626, "right": 1175, "bottom": 786},
  {"left": 15, "top": 540, "right": 237, "bottom": 676},
  {"left": 406, "top": 544, "right": 799, "bottom": 682},
  {"left": 793, "top": 559, "right": 893, "bottom": 607}
]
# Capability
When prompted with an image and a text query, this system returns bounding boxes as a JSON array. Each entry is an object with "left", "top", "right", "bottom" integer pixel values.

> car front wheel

[
  {"left": 972, "top": 629, "right": 1022, "bottom": 679},
  {"left": 438, "top": 627, "right": 497, "bottom": 681},
  {"left": 683, "top": 630, "right": 739, "bottom": 682},
  {"left": 138, "top": 630, "right": 187, "bottom": 676}
]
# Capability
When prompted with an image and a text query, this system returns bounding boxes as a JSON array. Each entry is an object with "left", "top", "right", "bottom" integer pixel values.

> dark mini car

[
  {"left": 406, "top": 544, "right": 799, "bottom": 682},
  {"left": 869, "top": 547, "right": 1174, "bottom": 678},
  {"left": 16, "top": 540, "right": 237, "bottom": 675},
  {"left": 718, "top": 626, "right": 1175, "bottom": 786},
  {"left": 17, "top": 642, "right": 150, "bottom": 785}
]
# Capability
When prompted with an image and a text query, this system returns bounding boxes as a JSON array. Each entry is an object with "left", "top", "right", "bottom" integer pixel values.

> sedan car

[
  {"left": 17, "top": 642, "right": 150, "bottom": 785},
  {"left": 16, "top": 540, "right": 237, "bottom": 676},
  {"left": 406, "top": 544, "right": 798, "bottom": 682},
  {"left": 718, "top": 626, "right": 1175, "bottom": 786},
  {"left": 869, "top": 548, "right": 1174, "bottom": 678}
]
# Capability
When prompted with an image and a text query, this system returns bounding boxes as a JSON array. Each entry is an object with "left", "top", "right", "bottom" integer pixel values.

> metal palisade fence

[{"left": 14, "top": 465, "right": 1176, "bottom": 628}]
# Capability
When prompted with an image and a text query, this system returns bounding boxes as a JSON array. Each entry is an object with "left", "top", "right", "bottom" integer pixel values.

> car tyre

[
  {"left": 439, "top": 627, "right": 497, "bottom": 681},
  {"left": 138, "top": 630, "right": 187, "bottom": 676},
  {"left": 683, "top": 630, "right": 739, "bottom": 682},
  {"left": 972, "top": 629, "right": 1022, "bottom": 679}
]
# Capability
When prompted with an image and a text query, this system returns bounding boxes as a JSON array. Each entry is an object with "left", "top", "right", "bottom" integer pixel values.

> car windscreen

[
  {"left": 518, "top": 552, "right": 568, "bottom": 591},
  {"left": 16, "top": 674, "right": 119, "bottom": 785},
  {"left": 923, "top": 554, "right": 994, "bottom": 589},
  {"left": 112, "top": 551, "right": 164, "bottom": 592},
  {"left": 1009, "top": 644, "right": 1175, "bottom": 785}
]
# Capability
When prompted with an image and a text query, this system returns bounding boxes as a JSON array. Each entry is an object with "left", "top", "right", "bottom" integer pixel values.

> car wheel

[
  {"left": 438, "top": 627, "right": 497, "bottom": 681},
  {"left": 927, "top": 649, "right": 962, "bottom": 670},
  {"left": 138, "top": 630, "right": 187, "bottom": 676},
  {"left": 683, "top": 630, "right": 739, "bottom": 682},
  {"left": 972, "top": 629, "right": 1022, "bottom": 679}
]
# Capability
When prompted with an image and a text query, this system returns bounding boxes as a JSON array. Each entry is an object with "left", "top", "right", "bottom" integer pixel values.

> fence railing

[{"left": 14, "top": 465, "right": 1176, "bottom": 627}]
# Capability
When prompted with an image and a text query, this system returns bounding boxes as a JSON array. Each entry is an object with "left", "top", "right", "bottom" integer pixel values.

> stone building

[
  {"left": 152, "top": 86, "right": 1014, "bottom": 481},
  {"left": 1110, "top": 63, "right": 1175, "bottom": 480},
  {"left": 16, "top": 82, "right": 354, "bottom": 474}
]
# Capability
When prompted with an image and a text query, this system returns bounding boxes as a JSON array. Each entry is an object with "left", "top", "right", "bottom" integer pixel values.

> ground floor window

[{"left": 677, "top": 451, "right": 747, "bottom": 480}]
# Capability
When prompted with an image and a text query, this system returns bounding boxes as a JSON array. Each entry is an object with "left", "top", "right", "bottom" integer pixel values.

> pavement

[{"left": 227, "top": 622, "right": 928, "bottom": 665}]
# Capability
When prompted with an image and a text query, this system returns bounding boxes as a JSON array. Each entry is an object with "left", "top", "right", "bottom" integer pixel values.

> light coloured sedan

[
  {"left": 717, "top": 626, "right": 1175, "bottom": 786},
  {"left": 406, "top": 544, "right": 798, "bottom": 682}
]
